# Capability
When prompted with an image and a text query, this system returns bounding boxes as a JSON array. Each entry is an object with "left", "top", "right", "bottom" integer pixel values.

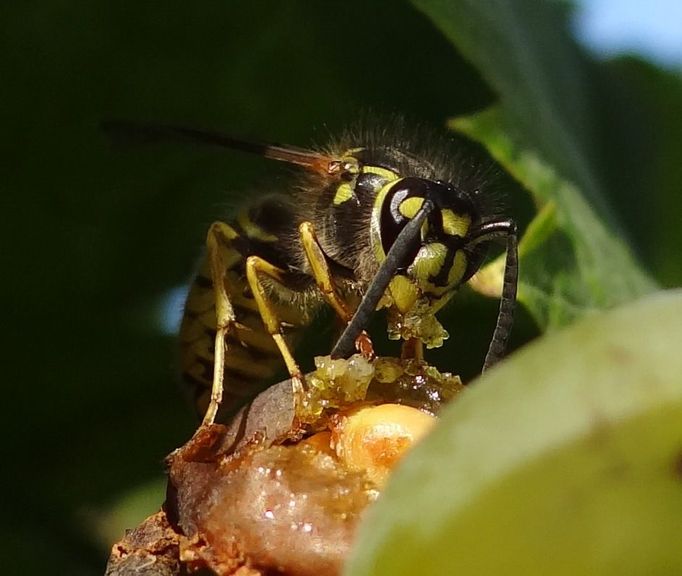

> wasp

[{"left": 104, "top": 118, "right": 518, "bottom": 425}]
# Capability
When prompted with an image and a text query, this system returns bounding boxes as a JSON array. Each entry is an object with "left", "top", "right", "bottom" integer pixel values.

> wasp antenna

[
  {"left": 101, "top": 120, "right": 335, "bottom": 172},
  {"left": 331, "top": 199, "right": 436, "bottom": 359},
  {"left": 260, "top": 144, "right": 336, "bottom": 172},
  {"left": 473, "top": 220, "right": 518, "bottom": 371}
]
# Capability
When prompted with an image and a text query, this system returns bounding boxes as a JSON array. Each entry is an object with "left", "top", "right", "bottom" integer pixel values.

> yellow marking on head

[
  {"left": 343, "top": 147, "right": 365, "bottom": 156},
  {"left": 410, "top": 242, "right": 447, "bottom": 282},
  {"left": 399, "top": 196, "right": 425, "bottom": 220},
  {"left": 343, "top": 159, "right": 361, "bottom": 174},
  {"left": 408, "top": 245, "right": 468, "bottom": 297},
  {"left": 334, "top": 161, "right": 399, "bottom": 208},
  {"left": 237, "top": 212, "right": 278, "bottom": 242},
  {"left": 371, "top": 178, "right": 405, "bottom": 263},
  {"left": 363, "top": 165, "right": 400, "bottom": 181},
  {"left": 388, "top": 275, "right": 419, "bottom": 314},
  {"left": 333, "top": 182, "right": 355, "bottom": 205},
  {"left": 338, "top": 150, "right": 363, "bottom": 175},
  {"left": 448, "top": 250, "right": 468, "bottom": 286},
  {"left": 441, "top": 209, "right": 471, "bottom": 237}
]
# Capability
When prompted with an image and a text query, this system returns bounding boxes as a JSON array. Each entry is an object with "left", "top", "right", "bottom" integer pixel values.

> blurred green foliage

[{"left": 1, "top": 1, "right": 680, "bottom": 574}]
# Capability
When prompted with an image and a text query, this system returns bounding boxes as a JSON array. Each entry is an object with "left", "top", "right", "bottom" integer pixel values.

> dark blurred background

[{"left": 1, "top": 1, "right": 680, "bottom": 574}]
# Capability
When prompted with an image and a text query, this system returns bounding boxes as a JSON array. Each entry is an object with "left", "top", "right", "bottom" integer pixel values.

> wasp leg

[
  {"left": 244, "top": 255, "right": 306, "bottom": 404},
  {"left": 202, "top": 221, "right": 240, "bottom": 426},
  {"left": 298, "top": 221, "right": 353, "bottom": 321},
  {"left": 299, "top": 221, "right": 375, "bottom": 359}
]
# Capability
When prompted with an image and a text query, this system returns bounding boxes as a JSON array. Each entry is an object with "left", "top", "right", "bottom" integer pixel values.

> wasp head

[{"left": 370, "top": 177, "right": 493, "bottom": 347}]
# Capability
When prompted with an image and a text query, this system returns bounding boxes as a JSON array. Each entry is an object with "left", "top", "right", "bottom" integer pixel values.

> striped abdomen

[{"left": 179, "top": 197, "right": 318, "bottom": 420}]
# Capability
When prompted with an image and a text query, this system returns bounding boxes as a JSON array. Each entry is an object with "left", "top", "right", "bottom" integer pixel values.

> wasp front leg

[
  {"left": 298, "top": 221, "right": 375, "bottom": 359},
  {"left": 244, "top": 255, "right": 307, "bottom": 405}
]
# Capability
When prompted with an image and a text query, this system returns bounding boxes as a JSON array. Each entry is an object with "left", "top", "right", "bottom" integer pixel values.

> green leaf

[
  {"left": 412, "top": 0, "right": 597, "bottom": 205},
  {"left": 410, "top": 0, "right": 655, "bottom": 329},
  {"left": 593, "top": 57, "right": 682, "bottom": 288},
  {"left": 457, "top": 109, "right": 655, "bottom": 329},
  {"left": 346, "top": 290, "right": 682, "bottom": 575}
]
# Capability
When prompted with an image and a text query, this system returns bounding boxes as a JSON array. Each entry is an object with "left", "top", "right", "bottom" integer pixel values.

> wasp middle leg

[
  {"left": 243, "top": 254, "right": 313, "bottom": 409},
  {"left": 298, "top": 221, "right": 375, "bottom": 359}
]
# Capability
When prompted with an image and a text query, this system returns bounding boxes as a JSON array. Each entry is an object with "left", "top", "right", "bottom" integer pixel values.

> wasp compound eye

[{"left": 379, "top": 177, "right": 430, "bottom": 268}]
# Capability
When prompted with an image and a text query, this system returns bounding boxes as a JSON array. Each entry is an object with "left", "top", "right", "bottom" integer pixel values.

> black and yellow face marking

[
  {"left": 104, "top": 120, "right": 518, "bottom": 426},
  {"left": 326, "top": 173, "right": 492, "bottom": 350}
]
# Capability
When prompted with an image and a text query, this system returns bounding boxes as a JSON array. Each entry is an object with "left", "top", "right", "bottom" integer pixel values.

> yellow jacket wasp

[{"left": 103, "top": 119, "right": 518, "bottom": 425}]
